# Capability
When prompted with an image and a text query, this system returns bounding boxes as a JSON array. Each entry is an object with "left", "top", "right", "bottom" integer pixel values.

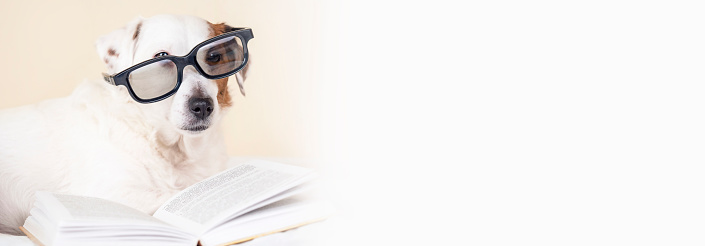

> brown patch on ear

[
  {"left": 107, "top": 48, "right": 119, "bottom": 57},
  {"left": 133, "top": 22, "right": 142, "bottom": 40},
  {"left": 208, "top": 22, "right": 234, "bottom": 37}
]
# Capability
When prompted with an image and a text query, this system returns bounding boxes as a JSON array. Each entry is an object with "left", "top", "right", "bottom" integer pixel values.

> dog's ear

[
  {"left": 210, "top": 22, "right": 250, "bottom": 96},
  {"left": 96, "top": 17, "right": 144, "bottom": 74},
  {"left": 234, "top": 54, "right": 250, "bottom": 97}
]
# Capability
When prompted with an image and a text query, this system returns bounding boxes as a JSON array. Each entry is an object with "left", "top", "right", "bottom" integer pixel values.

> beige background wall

[{"left": 0, "top": 0, "right": 333, "bottom": 159}]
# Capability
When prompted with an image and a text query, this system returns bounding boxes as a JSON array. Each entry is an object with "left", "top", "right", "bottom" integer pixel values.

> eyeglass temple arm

[{"left": 102, "top": 73, "right": 116, "bottom": 86}]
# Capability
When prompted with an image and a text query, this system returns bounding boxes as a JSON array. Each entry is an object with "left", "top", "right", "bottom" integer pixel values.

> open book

[{"left": 20, "top": 159, "right": 332, "bottom": 246}]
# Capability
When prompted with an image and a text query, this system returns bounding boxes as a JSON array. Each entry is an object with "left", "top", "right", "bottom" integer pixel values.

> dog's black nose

[{"left": 189, "top": 97, "right": 214, "bottom": 120}]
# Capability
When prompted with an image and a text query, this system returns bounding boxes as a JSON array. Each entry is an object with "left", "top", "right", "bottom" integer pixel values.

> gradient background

[{"left": 2, "top": 0, "right": 705, "bottom": 245}]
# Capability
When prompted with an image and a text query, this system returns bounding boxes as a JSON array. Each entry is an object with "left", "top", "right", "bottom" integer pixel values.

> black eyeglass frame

[{"left": 102, "top": 27, "right": 253, "bottom": 103}]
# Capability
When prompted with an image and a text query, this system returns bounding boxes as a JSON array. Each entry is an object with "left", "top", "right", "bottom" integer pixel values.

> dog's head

[{"left": 95, "top": 15, "right": 249, "bottom": 135}]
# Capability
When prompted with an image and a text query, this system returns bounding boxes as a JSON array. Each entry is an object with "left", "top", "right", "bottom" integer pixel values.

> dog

[{"left": 0, "top": 14, "right": 250, "bottom": 235}]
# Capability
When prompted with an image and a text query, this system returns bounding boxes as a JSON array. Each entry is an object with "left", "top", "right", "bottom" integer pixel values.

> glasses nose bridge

[{"left": 174, "top": 52, "right": 207, "bottom": 78}]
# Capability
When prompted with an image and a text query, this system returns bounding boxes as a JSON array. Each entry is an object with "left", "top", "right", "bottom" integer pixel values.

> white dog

[{"left": 0, "top": 15, "right": 250, "bottom": 235}]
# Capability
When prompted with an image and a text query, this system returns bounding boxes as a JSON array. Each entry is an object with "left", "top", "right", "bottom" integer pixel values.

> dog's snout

[{"left": 188, "top": 97, "right": 214, "bottom": 120}]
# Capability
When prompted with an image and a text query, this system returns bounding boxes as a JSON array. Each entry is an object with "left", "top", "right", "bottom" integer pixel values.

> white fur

[{"left": 0, "top": 15, "right": 246, "bottom": 235}]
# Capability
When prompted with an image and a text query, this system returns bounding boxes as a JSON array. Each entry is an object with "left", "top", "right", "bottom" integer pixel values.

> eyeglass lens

[
  {"left": 128, "top": 60, "right": 178, "bottom": 100},
  {"left": 197, "top": 36, "right": 245, "bottom": 76}
]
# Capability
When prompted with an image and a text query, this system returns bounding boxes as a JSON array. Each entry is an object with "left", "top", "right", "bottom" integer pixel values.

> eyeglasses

[{"left": 102, "top": 27, "right": 253, "bottom": 103}]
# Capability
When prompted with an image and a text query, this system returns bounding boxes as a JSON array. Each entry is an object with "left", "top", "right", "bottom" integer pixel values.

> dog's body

[{"left": 0, "top": 15, "right": 248, "bottom": 235}]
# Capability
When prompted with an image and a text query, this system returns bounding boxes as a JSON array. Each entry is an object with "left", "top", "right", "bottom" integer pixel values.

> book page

[
  {"left": 153, "top": 159, "right": 314, "bottom": 234},
  {"left": 23, "top": 192, "right": 189, "bottom": 246},
  {"left": 199, "top": 196, "right": 333, "bottom": 246},
  {"left": 52, "top": 193, "right": 168, "bottom": 226}
]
